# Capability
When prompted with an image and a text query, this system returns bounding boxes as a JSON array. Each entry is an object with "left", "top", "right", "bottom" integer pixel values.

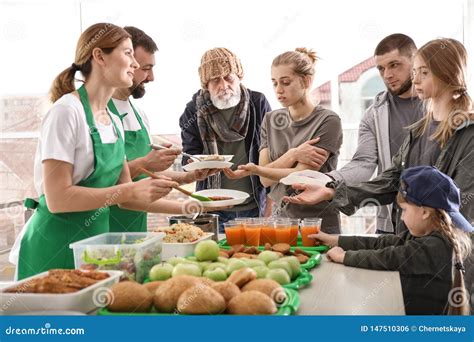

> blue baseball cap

[{"left": 400, "top": 166, "right": 473, "bottom": 233}]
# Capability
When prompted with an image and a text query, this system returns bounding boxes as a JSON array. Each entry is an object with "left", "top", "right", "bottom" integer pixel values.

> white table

[{"left": 298, "top": 256, "right": 405, "bottom": 315}]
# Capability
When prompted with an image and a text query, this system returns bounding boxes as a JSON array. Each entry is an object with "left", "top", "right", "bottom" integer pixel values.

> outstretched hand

[
  {"left": 223, "top": 163, "right": 258, "bottom": 179},
  {"left": 283, "top": 183, "right": 335, "bottom": 205}
]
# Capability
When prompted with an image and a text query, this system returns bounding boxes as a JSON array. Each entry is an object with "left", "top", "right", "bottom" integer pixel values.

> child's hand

[
  {"left": 326, "top": 246, "right": 346, "bottom": 264},
  {"left": 307, "top": 231, "right": 339, "bottom": 247}
]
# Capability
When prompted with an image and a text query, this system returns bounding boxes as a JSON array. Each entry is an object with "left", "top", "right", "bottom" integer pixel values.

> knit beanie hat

[{"left": 198, "top": 48, "right": 244, "bottom": 89}]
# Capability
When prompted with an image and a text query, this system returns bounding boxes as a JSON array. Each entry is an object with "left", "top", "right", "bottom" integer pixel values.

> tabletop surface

[{"left": 298, "top": 255, "right": 405, "bottom": 315}]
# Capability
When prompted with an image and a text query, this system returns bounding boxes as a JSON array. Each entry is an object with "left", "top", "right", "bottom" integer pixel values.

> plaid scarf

[{"left": 196, "top": 84, "right": 250, "bottom": 188}]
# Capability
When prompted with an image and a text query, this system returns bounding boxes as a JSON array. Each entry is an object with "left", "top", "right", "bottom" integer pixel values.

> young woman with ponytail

[
  {"left": 10, "top": 23, "right": 181, "bottom": 280},
  {"left": 311, "top": 166, "right": 472, "bottom": 315}
]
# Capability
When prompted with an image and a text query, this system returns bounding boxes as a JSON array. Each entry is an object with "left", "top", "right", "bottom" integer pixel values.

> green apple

[
  {"left": 171, "top": 263, "right": 201, "bottom": 277},
  {"left": 149, "top": 263, "right": 174, "bottom": 281},
  {"left": 226, "top": 259, "right": 246, "bottom": 275},
  {"left": 186, "top": 256, "right": 198, "bottom": 261},
  {"left": 245, "top": 259, "right": 266, "bottom": 268},
  {"left": 194, "top": 240, "right": 220, "bottom": 261},
  {"left": 167, "top": 256, "right": 186, "bottom": 266},
  {"left": 268, "top": 260, "right": 293, "bottom": 279},
  {"left": 217, "top": 257, "right": 230, "bottom": 264},
  {"left": 257, "top": 251, "right": 280, "bottom": 265},
  {"left": 204, "top": 262, "right": 227, "bottom": 272},
  {"left": 279, "top": 256, "right": 301, "bottom": 279},
  {"left": 266, "top": 269, "right": 291, "bottom": 285},
  {"left": 203, "top": 268, "right": 228, "bottom": 282},
  {"left": 252, "top": 265, "right": 269, "bottom": 279}
]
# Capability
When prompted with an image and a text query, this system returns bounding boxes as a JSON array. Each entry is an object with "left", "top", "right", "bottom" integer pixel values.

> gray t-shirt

[
  {"left": 387, "top": 93, "right": 424, "bottom": 157},
  {"left": 260, "top": 106, "right": 343, "bottom": 233},
  {"left": 216, "top": 107, "right": 257, "bottom": 211},
  {"left": 407, "top": 121, "right": 441, "bottom": 167}
]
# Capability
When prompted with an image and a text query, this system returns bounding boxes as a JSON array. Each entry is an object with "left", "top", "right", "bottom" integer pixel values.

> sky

[{"left": 0, "top": 0, "right": 469, "bottom": 134}]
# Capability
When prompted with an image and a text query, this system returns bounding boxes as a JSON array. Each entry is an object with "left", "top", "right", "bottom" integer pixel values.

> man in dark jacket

[{"left": 179, "top": 48, "right": 272, "bottom": 231}]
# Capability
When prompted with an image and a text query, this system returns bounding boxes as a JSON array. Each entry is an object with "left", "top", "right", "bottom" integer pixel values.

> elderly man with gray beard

[{"left": 179, "top": 48, "right": 272, "bottom": 231}]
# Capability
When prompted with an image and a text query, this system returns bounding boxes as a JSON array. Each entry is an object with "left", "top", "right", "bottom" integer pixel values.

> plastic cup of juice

[
  {"left": 244, "top": 222, "right": 261, "bottom": 246},
  {"left": 288, "top": 219, "right": 299, "bottom": 246},
  {"left": 274, "top": 220, "right": 292, "bottom": 244},
  {"left": 301, "top": 218, "right": 322, "bottom": 247},
  {"left": 224, "top": 221, "right": 245, "bottom": 245},
  {"left": 260, "top": 219, "right": 276, "bottom": 245}
]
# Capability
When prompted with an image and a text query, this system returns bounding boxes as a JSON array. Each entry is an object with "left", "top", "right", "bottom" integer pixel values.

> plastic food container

[
  {"left": 70, "top": 232, "right": 165, "bottom": 283},
  {"left": 0, "top": 270, "right": 122, "bottom": 315},
  {"left": 161, "top": 233, "right": 214, "bottom": 260}
]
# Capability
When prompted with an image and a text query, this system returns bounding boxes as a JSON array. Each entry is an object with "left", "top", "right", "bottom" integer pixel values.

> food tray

[
  {"left": 0, "top": 270, "right": 122, "bottom": 315},
  {"left": 161, "top": 233, "right": 214, "bottom": 261},
  {"left": 97, "top": 287, "right": 300, "bottom": 316},
  {"left": 218, "top": 237, "right": 329, "bottom": 253},
  {"left": 283, "top": 269, "right": 313, "bottom": 290}
]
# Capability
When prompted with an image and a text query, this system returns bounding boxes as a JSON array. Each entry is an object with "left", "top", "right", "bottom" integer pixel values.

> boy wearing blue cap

[{"left": 312, "top": 166, "right": 472, "bottom": 315}]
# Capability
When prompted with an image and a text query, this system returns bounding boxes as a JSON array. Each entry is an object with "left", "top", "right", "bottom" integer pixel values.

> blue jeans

[{"left": 215, "top": 207, "right": 260, "bottom": 233}]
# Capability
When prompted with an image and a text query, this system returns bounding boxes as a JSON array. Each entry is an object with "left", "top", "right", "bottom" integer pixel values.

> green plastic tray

[
  {"left": 299, "top": 252, "right": 321, "bottom": 271},
  {"left": 97, "top": 287, "right": 300, "bottom": 316},
  {"left": 218, "top": 237, "right": 329, "bottom": 253},
  {"left": 283, "top": 269, "right": 313, "bottom": 290}
]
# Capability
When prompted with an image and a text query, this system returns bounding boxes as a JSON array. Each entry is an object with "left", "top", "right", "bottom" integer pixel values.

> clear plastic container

[{"left": 70, "top": 232, "right": 165, "bottom": 283}]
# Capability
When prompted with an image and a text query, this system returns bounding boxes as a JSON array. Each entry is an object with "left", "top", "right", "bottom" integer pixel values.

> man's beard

[
  {"left": 388, "top": 78, "right": 412, "bottom": 96},
  {"left": 211, "top": 86, "right": 241, "bottom": 109},
  {"left": 130, "top": 82, "right": 146, "bottom": 99}
]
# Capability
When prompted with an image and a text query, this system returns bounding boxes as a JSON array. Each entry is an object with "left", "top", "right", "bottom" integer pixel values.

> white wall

[{"left": 0, "top": 0, "right": 468, "bottom": 134}]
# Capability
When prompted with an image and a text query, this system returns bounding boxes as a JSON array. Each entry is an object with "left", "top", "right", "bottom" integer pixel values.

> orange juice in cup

[
  {"left": 244, "top": 222, "right": 261, "bottom": 246},
  {"left": 274, "top": 220, "right": 292, "bottom": 244},
  {"left": 301, "top": 218, "right": 322, "bottom": 247},
  {"left": 288, "top": 219, "right": 299, "bottom": 246},
  {"left": 260, "top": 219, "right": 276, "bottom": 245},
  {"left": 224, "top": 221, "right": 245, "bottom": 245}
]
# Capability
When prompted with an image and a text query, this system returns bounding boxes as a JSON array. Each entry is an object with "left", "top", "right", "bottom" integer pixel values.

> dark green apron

[
  {"left": 108, "top": 99, "right": 151, "bottom": 233},
  {"left": 17, "top": 85, "right": 125, "bottom": 280}
]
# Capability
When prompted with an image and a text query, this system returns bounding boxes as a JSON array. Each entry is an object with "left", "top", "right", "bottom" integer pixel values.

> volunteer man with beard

[
  {"left": 179, "top": 48, "right": 272, "bottom": 231},
  {"left": 108, "top": 27, "right": 214, "bottom": 232}
]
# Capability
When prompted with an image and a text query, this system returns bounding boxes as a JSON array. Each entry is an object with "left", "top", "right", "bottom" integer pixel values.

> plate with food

[
  {"left": 280, "top": 170, "right": 332, "bottom": 187},
  {"left": 182, "top": 155, "right": 233, "bottom": 171},
  {"left": 189, "top": 189, "right": 249, "bottom": 208}
]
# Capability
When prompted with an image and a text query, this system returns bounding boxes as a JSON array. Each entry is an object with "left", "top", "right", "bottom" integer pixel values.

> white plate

[
  {"left": 280, "top": 170, "right": 332, "bottom": 186},
  {"left": 182, "top": 155, "right": 233, "bottom": 171},
  {"left": 160, "top": 233, "right": 214, "bottom": 260},
  {"left": 0, "top": 270, "right": 122, "bottom": 315},
  {"left": 190, "top": 189, "right": 249, "bottom": 208}
]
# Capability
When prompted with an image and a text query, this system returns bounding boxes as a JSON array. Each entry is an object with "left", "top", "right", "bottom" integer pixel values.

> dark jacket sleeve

[
  {"left": 179, "top": 93, "right": 203, "bottom": 164},
  {"left": 339, "top": 231, "right": 410, "bottom": 250},
  {"left": 330, "top": 132, "right": 410, "bottom": 216},
  {"left": 342, "top": 232, "right": 452, "bottom": 275}
]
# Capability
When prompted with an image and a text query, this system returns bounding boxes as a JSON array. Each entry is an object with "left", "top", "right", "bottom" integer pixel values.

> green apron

[
  {"left": 17, "top": 85, "right": 125, "bottom": 280},
  {"left": 107, "top": 99, "right": 151, "bottom": 233}
]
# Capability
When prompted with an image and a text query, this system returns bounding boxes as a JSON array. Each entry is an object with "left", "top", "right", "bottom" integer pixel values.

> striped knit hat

[{"left": 198, "top": 48, "right": 244, "bottom": 89}]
